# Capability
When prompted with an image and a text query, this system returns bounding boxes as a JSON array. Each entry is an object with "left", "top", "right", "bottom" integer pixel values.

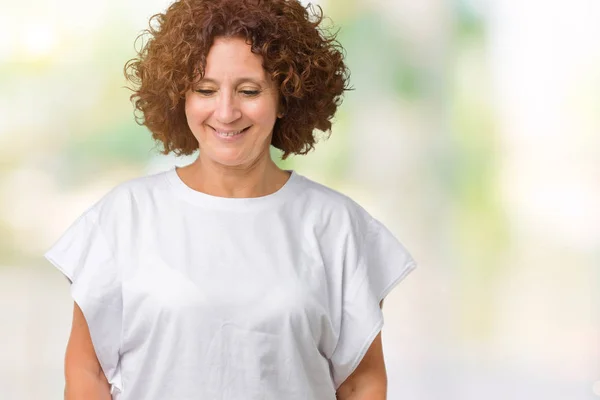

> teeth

[{"left": 215, "top": 128, "right": 244, "bottom": 137}]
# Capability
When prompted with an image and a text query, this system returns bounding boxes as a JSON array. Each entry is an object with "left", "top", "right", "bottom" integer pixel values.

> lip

[{"left": 210, "top": 125, "right": 250, "bottom": 142}]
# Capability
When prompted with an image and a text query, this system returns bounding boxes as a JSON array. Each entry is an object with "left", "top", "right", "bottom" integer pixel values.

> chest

[{"left": 119, "top": 211, "right": 331, "bottom": 334}]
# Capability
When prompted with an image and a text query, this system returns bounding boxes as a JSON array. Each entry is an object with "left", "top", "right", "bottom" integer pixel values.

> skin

[
  {"left": 64, "top": 303, "right": 111, "bottom": 399},
  {"left": 336, "top": 301, "right": 388, "bottom": 399},
  {"left": 179, "top": 36, "right": 290, "bottom": 198},
  {"left": 64, "top": 36, "right": 388, "bottom": 399}
]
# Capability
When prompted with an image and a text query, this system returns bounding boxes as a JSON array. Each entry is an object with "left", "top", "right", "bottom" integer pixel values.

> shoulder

[
  {"left": 292, "top": 173, "right": 375, "bottom": 234},
  {"left": 85, "top": 169, "right": 172, "bottom": 224}
]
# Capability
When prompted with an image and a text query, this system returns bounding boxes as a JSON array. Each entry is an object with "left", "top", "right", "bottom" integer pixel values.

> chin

[
  {"left": 207, "top": 152, "right": 250, "bottom": 168},
  {"left": 216, "top": 159, "right": 247, "bottom": 168}
]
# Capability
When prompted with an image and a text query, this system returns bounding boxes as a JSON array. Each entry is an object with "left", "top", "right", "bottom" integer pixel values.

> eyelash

[{"left": 195, "top": 89, "right": 261, "bottom": 97}]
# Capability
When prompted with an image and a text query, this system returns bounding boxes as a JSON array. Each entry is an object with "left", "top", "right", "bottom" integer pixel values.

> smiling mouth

[{"left": 210, "top": 126, "right": 251, "bottom": 137}]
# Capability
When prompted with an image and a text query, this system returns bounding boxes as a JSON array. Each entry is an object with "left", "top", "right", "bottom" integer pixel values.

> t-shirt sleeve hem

[
  {"left": 379, "top": 260, "right": 417, "bottom": 302},
  {"left": 44, "top": 250, "right": 75, "bottom": 283},
  {"left": 332, "top": 260, "right": 417, "bottom": 390},
  {"left": 71, "top": 283, "right": 115, "bottom": 383},
  {"left": 334, "top": 317, "right": 384, "bottom": 390},
  {"left": 43, "top": 212, "right": 123, "bottom": 392},
  {"left": 44, "top": 249, "right": 116, "bottom": 385}
]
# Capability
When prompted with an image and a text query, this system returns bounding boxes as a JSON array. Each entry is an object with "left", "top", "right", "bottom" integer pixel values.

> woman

[{"left": 45, "top": 0, "right": 416, "bottom": 399}]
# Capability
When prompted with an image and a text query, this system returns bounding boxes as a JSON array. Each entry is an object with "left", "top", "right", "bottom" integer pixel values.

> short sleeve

[
  {"left": 329, "top": 216, "right": 417, "bottom": 389},
  {"left": 44, "top": 209, "right": 123, "bottom": 388}
]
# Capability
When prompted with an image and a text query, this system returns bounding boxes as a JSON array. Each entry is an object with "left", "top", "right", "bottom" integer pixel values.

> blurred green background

[{"left": 1, "top": 0, "right": 599, "bottom": 398}]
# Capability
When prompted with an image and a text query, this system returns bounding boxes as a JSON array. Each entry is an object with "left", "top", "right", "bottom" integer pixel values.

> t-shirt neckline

[{"left": 165, "top": 166, "right": 302, "bottom": 210}]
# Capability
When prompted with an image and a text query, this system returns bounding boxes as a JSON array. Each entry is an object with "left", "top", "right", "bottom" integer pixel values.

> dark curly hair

[{"left": 124, "top": 0, "right": 351, "bottom": 159}]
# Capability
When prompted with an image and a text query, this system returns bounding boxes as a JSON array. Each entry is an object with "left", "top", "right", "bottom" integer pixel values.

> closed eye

[
  {"left": 195, "top": 89, "right": 216, "bottom": 96},
  {"left": 194, "top": 89, "right": 261, "bottom": 97},
  {"left": 240, "top": 90, "right": 261, "bottom": 97}
]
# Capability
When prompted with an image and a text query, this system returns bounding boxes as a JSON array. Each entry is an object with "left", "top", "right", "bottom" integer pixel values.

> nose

[{"left": 214, "top": 91, "right": 242, "bottom": 124}]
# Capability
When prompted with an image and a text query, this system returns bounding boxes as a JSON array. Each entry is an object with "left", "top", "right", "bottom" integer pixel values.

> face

[{"left": 185, "top": 36, "right": 280, "bottom": 169}]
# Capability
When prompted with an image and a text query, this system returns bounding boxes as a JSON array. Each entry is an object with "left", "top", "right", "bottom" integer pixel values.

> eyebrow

[{"left": 198, "top": 77, "right": 267, "bottom": 86}]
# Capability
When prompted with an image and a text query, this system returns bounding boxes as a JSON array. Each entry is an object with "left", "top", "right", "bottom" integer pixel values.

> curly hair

[{"left": 124, "top": 0, "right": 351, "bottom": 159}]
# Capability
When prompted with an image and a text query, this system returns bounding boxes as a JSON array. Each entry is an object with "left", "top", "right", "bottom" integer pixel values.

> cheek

[
  {"left": 185, "top": 97, "right": 211, "bottom": 124},
  {"left": 184, "top": 100, "right": 195, "bottom": 124},
  {"left": 245, "top": 101, "right": 278, "bottom": 126}
]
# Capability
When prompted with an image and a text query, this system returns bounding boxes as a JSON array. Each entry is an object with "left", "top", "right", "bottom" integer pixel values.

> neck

[{"left": 180, "top": 154, "right": 289, "bottom": 198}]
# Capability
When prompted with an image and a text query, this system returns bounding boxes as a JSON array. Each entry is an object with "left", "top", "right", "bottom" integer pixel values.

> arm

[
  {"left": 336, "top": 301, "right": 387, "bottom": 400},
  {"left": 64, "top": 302, "right": 112, "bottom": 400}
]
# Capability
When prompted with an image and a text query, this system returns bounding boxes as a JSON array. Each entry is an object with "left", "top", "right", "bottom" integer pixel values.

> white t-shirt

[{"left": 45, "top": 167, "right": 416, "bottom": 400}]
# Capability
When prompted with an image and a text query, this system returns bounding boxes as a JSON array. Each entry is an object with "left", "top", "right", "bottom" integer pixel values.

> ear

[{"left": 277, "top": 98, "right": 287, "bottom": 119}]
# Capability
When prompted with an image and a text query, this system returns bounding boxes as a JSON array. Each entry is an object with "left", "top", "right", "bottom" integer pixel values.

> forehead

[{"left": 202, "top": 37, "right": 266, "bottom": 82}]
